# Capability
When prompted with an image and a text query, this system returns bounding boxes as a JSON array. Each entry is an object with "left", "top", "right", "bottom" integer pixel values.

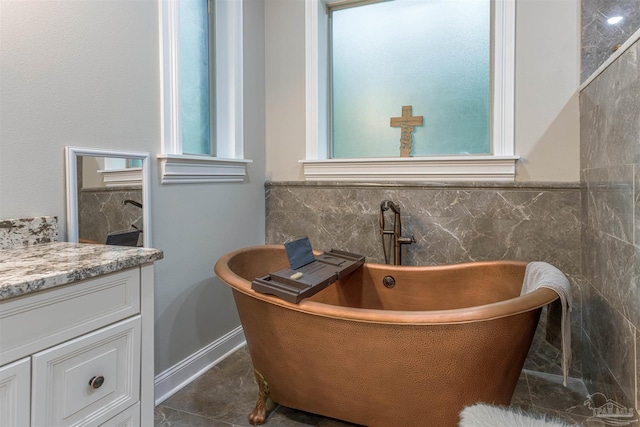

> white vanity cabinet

[
  {"left": 0, "top": 357, "right": 31, "bottom": 426},
  {"left": 0, "top": 249, "right": 159, "bottom": 427}
]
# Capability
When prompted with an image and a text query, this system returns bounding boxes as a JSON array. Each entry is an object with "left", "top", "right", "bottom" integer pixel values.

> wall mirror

[{"left": 65, "top": 146, "right": 151, "bottom": 247}]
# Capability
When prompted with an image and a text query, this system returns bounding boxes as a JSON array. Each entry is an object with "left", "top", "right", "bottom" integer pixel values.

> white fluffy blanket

[{"left": 459, "top": 403, "right": 577, "bottom": 427}]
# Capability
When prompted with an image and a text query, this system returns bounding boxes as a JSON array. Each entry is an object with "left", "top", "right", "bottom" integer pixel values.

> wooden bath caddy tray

[{"left": 251, "top": 249, "right": 365, "bottom": 303}]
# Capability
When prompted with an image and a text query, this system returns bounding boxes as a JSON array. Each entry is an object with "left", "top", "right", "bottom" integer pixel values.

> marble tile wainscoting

[
  {"left": 265, "top": 181, "right": 583, "bottom": 379},
  {"left": 580, "top": 35, "right": 640, "bottom": 418}
]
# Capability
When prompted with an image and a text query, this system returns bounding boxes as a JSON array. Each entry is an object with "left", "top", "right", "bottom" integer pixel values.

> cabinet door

[
  {"left": 0, "top": 357, "right": 30, "bottom": 427},
  {"left": 32, "top": 316, "right": 141, "bottom": 427}
]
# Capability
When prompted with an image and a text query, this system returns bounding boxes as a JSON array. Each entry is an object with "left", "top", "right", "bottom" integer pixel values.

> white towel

[{"left": 521, "top": 261, "right": 572, "bottom": 386}]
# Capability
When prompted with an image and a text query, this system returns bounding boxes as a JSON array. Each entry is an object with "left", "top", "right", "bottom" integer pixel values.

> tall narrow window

[
  {"left": 179, "top": 0, "right": 215, "bottom": 155},
  {"left": 330, "top": 0, "right": 490, "bottom": 158},
  {"left": 159, "top": 0, "right": 248, "bottom": 184}
]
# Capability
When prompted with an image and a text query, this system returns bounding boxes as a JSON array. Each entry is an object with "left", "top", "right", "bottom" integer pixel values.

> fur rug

[{"left": 459, "top": 403, "right": 577, "bottom": 427}]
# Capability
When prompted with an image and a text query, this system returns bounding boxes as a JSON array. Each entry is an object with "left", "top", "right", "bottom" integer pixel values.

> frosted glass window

[
  {"left": 331, "top": 0, "right": 490, "bottom": 158},
  {"left": 180, "top": 0, "right": 214, "bottom": 155}
]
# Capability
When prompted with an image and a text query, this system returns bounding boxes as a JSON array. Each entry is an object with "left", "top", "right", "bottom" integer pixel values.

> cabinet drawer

[
  {"left": 99, "top": 402, "right": 140, "bottom": 427},
  {"left": 0, "top": 357, "right": 31, "bottom": 427},
  {"left": 0, "top": 268, "right": 140, "bottom": 365},
  {"left": 31, "top": 316, "right": 141, "bottom": 427}
]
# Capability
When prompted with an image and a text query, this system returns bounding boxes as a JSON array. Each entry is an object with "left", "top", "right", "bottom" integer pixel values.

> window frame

[
  {"left": 301, "top": 0, "right": 518, "bottom": 181},
  {"left": 158, "top": 0, "right": 251, "bottom": 184}
]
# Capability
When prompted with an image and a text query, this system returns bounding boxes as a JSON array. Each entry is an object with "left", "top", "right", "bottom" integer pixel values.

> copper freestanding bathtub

[{"left": 214, "top": 245, "right": 558, "bottom": 427}]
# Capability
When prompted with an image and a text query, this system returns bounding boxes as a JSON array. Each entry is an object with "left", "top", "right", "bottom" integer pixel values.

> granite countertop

[{"left": 0, "top": 242, "right": 164, "bottom": 301}]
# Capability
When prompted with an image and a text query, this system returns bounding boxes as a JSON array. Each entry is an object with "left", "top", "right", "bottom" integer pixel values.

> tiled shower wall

[
  {"left": 265, "top": 181, "right": 582, "bottom": 377},
  {"left": 580, "top": 37, "right": 640, "bottom": 413},
  {"left": 582, "top": 0, "right": 640, "bottom": 81}
]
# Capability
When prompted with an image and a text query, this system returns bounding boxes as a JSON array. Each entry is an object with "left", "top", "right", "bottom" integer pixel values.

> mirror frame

[{"left": 65, "top": 146, "right": 152, "bottom": 247}]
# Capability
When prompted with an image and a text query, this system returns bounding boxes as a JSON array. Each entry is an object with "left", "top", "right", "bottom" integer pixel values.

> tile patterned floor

[{"left": 154, "top": 346, "right": 594, "bottom": 426}]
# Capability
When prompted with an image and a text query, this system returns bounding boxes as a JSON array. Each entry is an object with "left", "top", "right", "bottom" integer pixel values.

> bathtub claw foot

[{"left": 249, "top": 369, "right": 270, "bottom": 425}]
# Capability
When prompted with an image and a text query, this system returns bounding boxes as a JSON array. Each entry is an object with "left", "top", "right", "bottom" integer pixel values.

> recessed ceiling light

[{"left": 607, "top": 16, "right": 623, "bottom": 25}]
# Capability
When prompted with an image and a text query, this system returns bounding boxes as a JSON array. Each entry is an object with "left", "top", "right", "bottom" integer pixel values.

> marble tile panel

[
  {"left": 581, "top": 225, "right": 598, "bottom": 292},
  {"left": 634, "top": 328, "right": 640, "bottom": 418},
  {"left": 582, "top": 330, "right": 636, "bottom": 412},
  {"left": 510, "top": 373, "right": 533, "bottom": 409},
  {"left": 397, "top": 189, "right": 497, "bottom": 220},
  {"left": 387, "top": 188, "right": 575, "bottom": 225},
  {"left": 583, "top": 284, "right": 636, "bottom": 402},
  {"left": 570, "top": 277, "right": 585, "bottom": 356},
  {"left": 582, "top": 35, "right": 640, "bottom": 98},
  {"left": 581, "top": 62, "right": 610, "bottom": 113},
  {"left": 599, "top": 227, "right": 634, "bottom": 298},
  {"left": 587, "top": 228, "right": 640, "bottom": 328},
  {"left": 606, "top": 78, "right": 640, "bottom": 164},
  {"left": 579, "top": 103, "right": 607, "bottom": 170},
  {"left": 0, "top": 216, "right": 58, "bottom": 250},
  {"left": 580, "top": 83, "right": 596, "bottom": 114},
  {"left": 265, "top": 211, "right": 322, "bottom": 246},
  {"left": 634, "top": 163, "right": 640, "bottom": 251},
  {"left": 525, "top": 370, "right": 590, "bottom": 417},
  {"left": 581, "top": 76, "right": 640, "bottom": 171},
  {"left": 315, "top": 212, "right": 381, "bottom": 259},
  {"left": 609, "top": 39, "right": 640, "bottom": 92},
  {"left": 584, "top": 165, "right": 634, "bottom": 244},
  {"left": 489, "top": 219, "right": 580, "bottom": 276},
  {"left": 267, "top": 185, "right": 582, "bottom": 220},
  {"left": 79, "top": 189, "right": 143, "bottom": 244},
  {"left": 524, "top": 325, "right": 564, "bottom": 376},
  {"left": 267, "top": 187, "right": 375, "bottom": 215},
  {"left": 488, "top": 190, "right": 581, "bottom": 223},
  {"left": 581, "top": 0, "right": 640, "bottom": 82},
  {"left": 630, "top": 245, "right": 640, "bottom": 329},
  {"left": 402, "top": 215, "right": 480, "bottom": 266}
]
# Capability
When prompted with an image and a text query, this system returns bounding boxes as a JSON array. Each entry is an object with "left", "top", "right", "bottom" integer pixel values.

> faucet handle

[{"left": 397, "top": 235, "right": 415, "bottom": 245}]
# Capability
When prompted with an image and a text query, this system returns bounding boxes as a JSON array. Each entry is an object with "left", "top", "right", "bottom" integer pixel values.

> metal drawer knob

[{"left": 89, "top": 375, "right": 105, "bottom": 389}]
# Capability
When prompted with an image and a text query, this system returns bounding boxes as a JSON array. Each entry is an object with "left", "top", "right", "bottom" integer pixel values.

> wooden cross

[{"left": 390, "top": 105, "right": 423, "bottom": 157}]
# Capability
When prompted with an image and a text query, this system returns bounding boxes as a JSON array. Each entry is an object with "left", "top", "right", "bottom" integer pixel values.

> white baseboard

[{"left": 154, "top": 326, "right": 246, "bottom": 405}]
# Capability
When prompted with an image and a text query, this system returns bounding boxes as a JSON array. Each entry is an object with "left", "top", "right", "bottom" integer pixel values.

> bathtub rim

[{"left": 215, "top": 244, "right": 559, "bottom": 325}]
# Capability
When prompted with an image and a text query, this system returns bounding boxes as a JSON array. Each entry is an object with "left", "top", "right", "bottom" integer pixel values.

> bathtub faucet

[
  {"left": 379, "top": 200, "right": 415, "bottom": 265},
  {"left": 122, "top": 199, "right": 142, "bottom": 209}
]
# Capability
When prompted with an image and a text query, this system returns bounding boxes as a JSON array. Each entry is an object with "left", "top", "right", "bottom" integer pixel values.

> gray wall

[
  {"left": 582, "top": 0, "right": 640, "bottom": 81},
  {"left": 580, "top": 38, "right": 640, "bottom": 413},
  {"left": 0, "top": 0, "right": 266, "bottom": 376},
  {"left": 266, "top": 181, "right": 583, "bottom": 377}
]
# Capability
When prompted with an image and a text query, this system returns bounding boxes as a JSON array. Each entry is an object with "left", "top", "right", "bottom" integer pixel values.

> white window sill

[
  {"left": 157, "top": 154, "right": 252, "bottom": 184},
  {"left": 98, "top": 168, "right": 143, "bottom": 188},
  {"left": 300, "top": 156, "right": 520, "bottom": 182}
]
